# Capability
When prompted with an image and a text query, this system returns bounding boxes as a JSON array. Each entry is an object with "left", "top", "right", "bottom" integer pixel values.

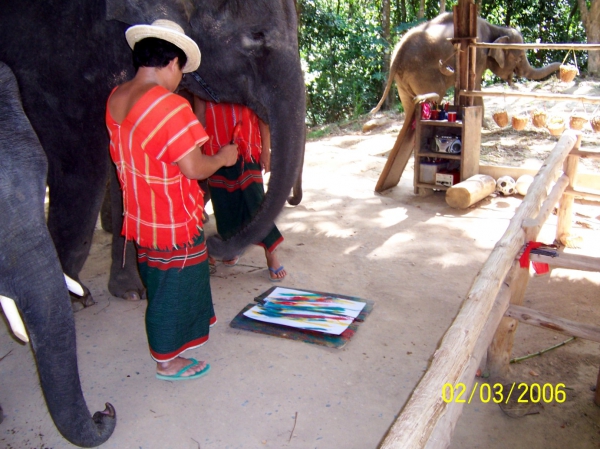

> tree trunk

[
  {"left": 578, "top": 0, "right": 600, "bottom": 76},
  {"left": 440, "top": 0, "right": 446, "bottom": 13},
  {"left": 382, "top": 0, "right": 393, "bottom": 109},
  {"left": 418, "top": 0, "right": 425, "bottom": 19}
]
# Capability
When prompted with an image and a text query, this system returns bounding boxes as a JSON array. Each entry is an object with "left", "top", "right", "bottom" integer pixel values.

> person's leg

[
  {"left": 138, "top": 232, "right": 215, "bottom": 377},
  {"left": 208, "top": 158, "right": 247, "bottom": 265}
]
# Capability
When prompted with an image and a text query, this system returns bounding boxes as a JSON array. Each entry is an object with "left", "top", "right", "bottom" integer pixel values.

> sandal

[{"left": 268, "top": 265, "right": 286, "bottom": 282}]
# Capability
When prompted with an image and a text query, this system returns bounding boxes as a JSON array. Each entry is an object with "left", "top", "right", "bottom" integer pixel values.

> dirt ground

[{"left": 1, "top": 77, "right": 600, "bottom": 449}]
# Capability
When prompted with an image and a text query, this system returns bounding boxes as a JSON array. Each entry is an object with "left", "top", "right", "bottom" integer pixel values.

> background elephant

[
  {"left": 0, "top": 0, "right": 306, "bottom": 303},
  {"left": 0, "top": 62, "right": 116, "bottom": 447},
  {"left": 371, "top": 12, "right": 561, "bottom": 122}
]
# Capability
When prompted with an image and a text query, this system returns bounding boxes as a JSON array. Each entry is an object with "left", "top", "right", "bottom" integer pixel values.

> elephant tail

[{"left": 370, "top": 74, "right": 395, "bottom": 114}]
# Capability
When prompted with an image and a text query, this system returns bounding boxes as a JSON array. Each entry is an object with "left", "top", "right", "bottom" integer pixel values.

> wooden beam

[
  {"left": 529, "top": 252, "right": 600, "bottom": 272},
  {"left": 563, "top": 187, "right": 600, "bottom": 202},
  {"left": 505, "top": 304, "right": 600, "bottom": 343},
  {"left": 474, "top": 42, "right": 600, "bottom": 51},
  {"left": 378, "top": 131, "right": 579, "bottom": 449},
  {"left": 460, "top": 90, "right": 600, "bottom": 104}
]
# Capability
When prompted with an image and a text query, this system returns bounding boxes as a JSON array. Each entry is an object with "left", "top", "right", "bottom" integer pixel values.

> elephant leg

[
  {"left": 46, "top": 162, "right": 106, "bottom": 308},
  {"left": 107, "top": 165, "right": 146, "bottom": 301},
  {"left": 100, "top": 180, "right": 112, "bottom": 233}
]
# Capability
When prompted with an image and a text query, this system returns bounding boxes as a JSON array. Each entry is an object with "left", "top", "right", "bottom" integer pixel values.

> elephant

[
  {"left": 0, "top": 62, "right": 116, "bottom": 447},
  {"left": 0, "top": 0, "right": 306, "bottom": 304},
  {"left": 371, "top": 12, "right": 561, "bottom": 123}
]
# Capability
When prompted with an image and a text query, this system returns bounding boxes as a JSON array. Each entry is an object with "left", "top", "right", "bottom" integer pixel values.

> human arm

[
  {"left": 176, "top": 143, "right": 238, "bottom": 180},
  {"left": 258, "top": 118, "right": 271, "bottom": 173}
]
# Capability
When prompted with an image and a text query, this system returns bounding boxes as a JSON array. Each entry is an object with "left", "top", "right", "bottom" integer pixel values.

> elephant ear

[
  {"left": 489, "top": 36, "right": 510, "bottom": 68},
  {"left": 106, "top": 0, "right": 195, "bottom": 30}
]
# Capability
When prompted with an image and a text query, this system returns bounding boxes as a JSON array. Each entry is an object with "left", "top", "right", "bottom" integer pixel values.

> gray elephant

[
  {"left": 0, "top": 62, "right": 116, "bottom": 447},
  {"left": 371, "top": 12, "right": 561, "bottom": 120},
  {"left": 0, "top": 0, "right": 306, "bottom": 304}
]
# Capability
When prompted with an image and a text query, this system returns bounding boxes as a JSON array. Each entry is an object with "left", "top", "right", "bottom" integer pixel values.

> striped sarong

[
  {"left": 208, "top": 158, "right": 283, "bottom": 253},
  {"left": 137, "top": 230, "right": 215, "bottom": 362}
]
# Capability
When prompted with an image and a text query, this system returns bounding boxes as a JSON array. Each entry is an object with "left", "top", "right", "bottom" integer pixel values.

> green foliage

[{"left": 299, "top": 0, "right": 388, "bottom": 125}]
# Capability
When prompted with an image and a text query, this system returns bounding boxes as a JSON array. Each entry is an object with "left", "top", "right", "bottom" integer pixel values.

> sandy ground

[{"left": 2, "top": 80, "right": 600, "bottom": 448}]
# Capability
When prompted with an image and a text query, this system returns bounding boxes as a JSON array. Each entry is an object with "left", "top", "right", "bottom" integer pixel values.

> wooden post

[{"left": 557, "top": 135, "right": 582, "bottom": 244}]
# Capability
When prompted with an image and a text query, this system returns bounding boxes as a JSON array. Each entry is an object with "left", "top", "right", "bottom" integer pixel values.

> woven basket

[
  {"left": 569, "top": 114, "right": 588, "bottom": 130},
  {"left": 559, "top": 64, "right": 579, "bottom": 82},
  {"left": 492, "top": 110, "right": 509, "bottom": 128},
  {"left": 511, "top": 115, "right": 528, "bottom": 131},
  {"left": 531, "top": 110, "right": 547, "bottom": 128},
  {"left": 547, "top": 117, "right": 566, "bottom": 136},
  {"left": 591, "top": 116, "right": 600, "bottom": 133}
]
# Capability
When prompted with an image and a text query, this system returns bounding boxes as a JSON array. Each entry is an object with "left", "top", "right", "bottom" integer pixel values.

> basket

[
  {"left": 531, "top": 110, "right": 547, "bottom": 128},
  {"left": 511, "top": 115, "right": 528, "bottom": 131},
  {"left": 492, "top": 110, "right": 509, "bottom": 128},
  {"left": 569, "top": 114, "right": 588, "bottom": 130},
  {"left": 559, "top": 64, "right": 579, "bottom": 83},
  {"left": 546, "top": 117, "right": 566, "bottom": 136},
  {"left": 591, "top": 116, "right": 600, "bottom": 133}
]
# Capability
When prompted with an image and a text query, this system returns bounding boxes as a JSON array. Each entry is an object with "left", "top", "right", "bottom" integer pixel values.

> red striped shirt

[
  {"left": 203, "top": 102, "right": 262, "bottom": 162},
  {"left": 106, "top": 86, "right": 209, "bottom": 249}
]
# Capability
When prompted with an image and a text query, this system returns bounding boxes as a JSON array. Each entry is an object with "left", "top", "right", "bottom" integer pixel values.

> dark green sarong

[{"left": 137, "top": 230, "right": 215, "bottom": 362}]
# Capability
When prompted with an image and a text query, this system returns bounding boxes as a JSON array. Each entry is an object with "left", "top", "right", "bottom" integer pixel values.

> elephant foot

[
  {"left": 121, "top": 290, "right": 144, "bottom": 301},
  {"left": 70, "top": 291, "right": 96, "bottom": 313}
]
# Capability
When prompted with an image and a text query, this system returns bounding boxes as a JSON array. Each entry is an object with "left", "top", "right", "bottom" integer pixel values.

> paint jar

[
  {"left": 430, "top": 110, "right": 439, "bottom": 120},
  {"left": 447, "top": 111, "right": 457, "bottom": 122}
]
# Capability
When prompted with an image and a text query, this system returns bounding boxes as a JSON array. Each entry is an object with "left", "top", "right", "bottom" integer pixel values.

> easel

[{"left": 375, "top": 0, "right": 479, "bottom": 193}]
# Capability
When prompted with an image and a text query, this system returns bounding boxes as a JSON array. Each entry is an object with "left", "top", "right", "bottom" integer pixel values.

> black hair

[{"left": 132, "top": 37, "right": 187, "bottom": 72}]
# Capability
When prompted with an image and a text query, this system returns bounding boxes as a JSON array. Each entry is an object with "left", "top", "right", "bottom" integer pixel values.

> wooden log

[
  {"left": 563, "top": 187, "right": 600, "bottom": 202},
  {"left": 425, "top": 284, "right": 511, "bottom": 449},
  {"left": 529, "top": 252, "right": 600, "bottom": 272},
  {"left": 379, "top": 131, "right": 579, "bottom": 449},
  {"left": 505, "top": 304, "right": 600, "bottom": 343},
  {"left": 445, "top": 174, "right": 496, "bottom": 209},
  {"left": 522, "top": 174, "right": 569, "bottom": 231}
]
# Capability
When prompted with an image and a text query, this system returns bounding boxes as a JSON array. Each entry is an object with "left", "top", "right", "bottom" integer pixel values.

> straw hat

[{"left": 125, "top": 19, "right": 200, "bottom": 73}]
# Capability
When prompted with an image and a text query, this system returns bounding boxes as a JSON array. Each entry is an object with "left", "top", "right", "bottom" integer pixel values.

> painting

[{"left": 243, "top": 287, "right": 366, "bottom": 335}]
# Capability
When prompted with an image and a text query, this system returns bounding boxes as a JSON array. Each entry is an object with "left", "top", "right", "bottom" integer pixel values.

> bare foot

[
  {"left": 265, "top": 249, "right": 287, "bottom": 281},
  {"left": 157, "top": 357, "right": 208, "bottom": 378}
]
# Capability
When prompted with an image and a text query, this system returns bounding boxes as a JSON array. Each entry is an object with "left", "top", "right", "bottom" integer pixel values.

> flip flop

[
  {"left": 268, "top": 265, "right": 286, "bottom": 282},
  {"left": 222, "top": 255, "right": 240, "bottom": 267},
  {"left": 155, "top": 358, "right": 211, "bottom": 381}
]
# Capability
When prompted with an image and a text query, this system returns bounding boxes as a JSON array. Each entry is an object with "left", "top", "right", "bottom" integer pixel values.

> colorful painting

[{"left": 243, "top": 287, "right": 366, "bottom": 335}]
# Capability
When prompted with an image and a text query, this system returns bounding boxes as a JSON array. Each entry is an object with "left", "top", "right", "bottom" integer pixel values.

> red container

[{"left": 447, "top": 111, "right": 457, "bottom": 122}]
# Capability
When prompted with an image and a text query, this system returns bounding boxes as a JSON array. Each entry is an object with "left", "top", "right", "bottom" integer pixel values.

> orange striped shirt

[
  {"left": 106, "top": 86, "right": 209, "bottom": 249},
  {"left": 203, "top": 102, "right": 262, "bottom": 162}
]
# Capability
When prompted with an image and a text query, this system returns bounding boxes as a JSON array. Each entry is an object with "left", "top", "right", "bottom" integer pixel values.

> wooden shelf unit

[{"left": 414, "top": 105, "right": 482, "bottom": 194}]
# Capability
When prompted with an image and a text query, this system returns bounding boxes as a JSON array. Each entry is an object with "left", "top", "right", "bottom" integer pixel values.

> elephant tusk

[
  {"left": 0, "top": 295, "right": 29, "bottom": 343},
  {"left": 64, "top": 274, "right": 84, "bottom": 296}
]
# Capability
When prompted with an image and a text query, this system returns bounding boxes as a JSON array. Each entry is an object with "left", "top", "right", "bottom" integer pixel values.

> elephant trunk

[
  {"left": 206, "top": 60, "right": 306, "bottom": 259},
  {"left": 17, "top": 234, "right": 116, "bottom": 447},
  {"left": 517, "top": 59, "right": 562, "bottom": 80}
]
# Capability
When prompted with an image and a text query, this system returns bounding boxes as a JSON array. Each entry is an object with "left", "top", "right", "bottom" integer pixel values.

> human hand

[{"left": 219, "top": 143, "right": 238, "bottom": 167}]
